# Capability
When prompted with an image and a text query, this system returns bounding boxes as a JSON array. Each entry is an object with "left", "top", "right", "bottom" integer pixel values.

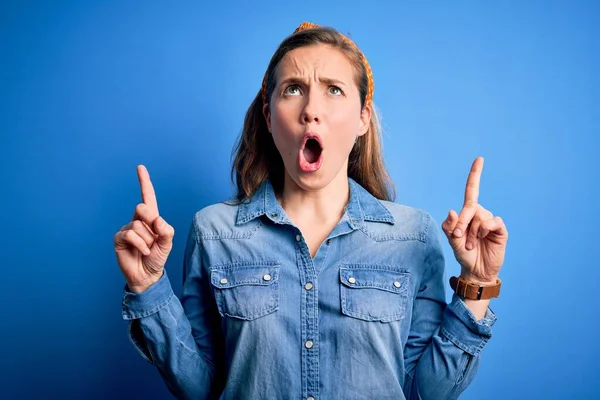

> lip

[
  {"left": 298, "top": 131, "right": 324, "bottom": 173},
  {"left": 301, "top": 131, "right": 323, "bottom": 147}
]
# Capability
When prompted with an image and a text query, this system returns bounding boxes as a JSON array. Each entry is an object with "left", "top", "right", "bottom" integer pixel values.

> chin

[{"left": 284, "top": 165, "right": 345, "bottom": 193}]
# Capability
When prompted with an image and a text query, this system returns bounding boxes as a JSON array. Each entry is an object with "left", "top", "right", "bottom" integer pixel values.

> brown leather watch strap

[{"left": 449, "top": 276, "right": 501, "bottom": 300}]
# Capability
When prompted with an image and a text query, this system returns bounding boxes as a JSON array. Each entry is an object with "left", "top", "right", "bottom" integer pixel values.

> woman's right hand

[{"left": 114, "top": 165, "right": 175, "bottom": 293}]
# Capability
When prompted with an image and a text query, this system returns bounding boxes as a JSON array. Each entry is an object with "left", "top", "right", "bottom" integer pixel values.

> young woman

[{"left": 114, "top": 22, "right": 508, "bottom": 400}]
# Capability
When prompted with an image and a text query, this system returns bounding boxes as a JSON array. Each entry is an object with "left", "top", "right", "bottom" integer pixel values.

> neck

[{"left": 277, "top": 169, "right": 350, "bottom": 227}]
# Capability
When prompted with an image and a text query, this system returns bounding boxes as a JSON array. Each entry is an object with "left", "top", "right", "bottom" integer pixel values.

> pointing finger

[
  {"left": 463, "top": 157, "right": 484, "bottom": 208},
  {"left": 137, "top": 165, "right": 159, "bottom": 216},
  {"left": 132, "top": 202, "right": 159, "bottom": 229}
]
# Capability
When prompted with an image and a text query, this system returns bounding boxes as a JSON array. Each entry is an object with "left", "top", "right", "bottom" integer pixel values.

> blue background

[{"left": 1, "top": 1, "right": 598, "bottom": 398}]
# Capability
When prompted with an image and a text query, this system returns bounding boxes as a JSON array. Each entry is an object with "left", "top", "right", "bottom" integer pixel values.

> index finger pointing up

[
  {"left": 137, "top": 165, "right": 159, "bottom": 215},
  {"left": 463, "top": 157, "right": 484, "bottom": 207}
]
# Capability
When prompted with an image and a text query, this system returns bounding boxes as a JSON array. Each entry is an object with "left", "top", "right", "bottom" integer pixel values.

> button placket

[
  {"left": 293, "top": 227, "right": 320, "bottom": 400},
  {"left": 296, "top": 236, "right": 319, "bottom": 400}
]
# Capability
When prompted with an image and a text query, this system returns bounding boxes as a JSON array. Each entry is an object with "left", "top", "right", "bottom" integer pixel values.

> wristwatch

[{"left": 449, "top": 276, "right": 502, "bottom": 300}]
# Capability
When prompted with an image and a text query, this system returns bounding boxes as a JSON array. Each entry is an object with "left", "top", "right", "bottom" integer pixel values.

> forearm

[
  {"left": 134, "top": 297, "right": 217, "bottom": 399},
  {"left": 404, "top": 294, "right": 496, "bottom": 400},
  {"left": 462, "top": 297, "right": 491, "bottom": 320},
  {"left": 406, "top": 330, "right": 481, "bottom": 400},
  {"left": 122, "top": 271, "right": 220, "bottom": 399}
]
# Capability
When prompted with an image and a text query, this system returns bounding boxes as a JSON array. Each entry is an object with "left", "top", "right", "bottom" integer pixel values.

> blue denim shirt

[{"left": 122, "top": 178, "right": 497, "bottom": 400}]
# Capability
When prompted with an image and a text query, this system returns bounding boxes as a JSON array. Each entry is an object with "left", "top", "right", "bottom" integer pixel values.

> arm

[
  {"left": 122, "top": 220, "right": 225, "bottom": 400},
  {"left": 402, "top": 213, "right": 497, "bottom": 400}
]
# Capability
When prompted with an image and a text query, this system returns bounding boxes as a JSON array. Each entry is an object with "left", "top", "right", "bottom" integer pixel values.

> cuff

[
  {"left": 440, "top": 293, "right": 497, "bottom": 355},
  {"left": 121, "top": 270, "right": 175, "bottom": 320}
]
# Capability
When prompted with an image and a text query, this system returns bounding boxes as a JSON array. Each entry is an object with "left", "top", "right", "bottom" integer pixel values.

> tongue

[{"left": 303, "top": 140, "right": 321, "bottom": 163}]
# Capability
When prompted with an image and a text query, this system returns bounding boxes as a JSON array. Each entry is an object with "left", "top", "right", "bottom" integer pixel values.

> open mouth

[
  {"left": 303, "top": 138, "right": 322, "bottom": 163},
  {"left": 299, "top": 134, "right": 323, "bottom": 172}
]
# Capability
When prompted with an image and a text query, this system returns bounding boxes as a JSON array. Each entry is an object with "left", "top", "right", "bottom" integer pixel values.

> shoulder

[
  {"left": 366, "top": 200, "right": 440, "bottom": 243},
  {"left": 191, "top": 200, "right": 259, "bottom": 240},
  {"left": 193, "top": 200, "right": 238, "bottom": 225}
]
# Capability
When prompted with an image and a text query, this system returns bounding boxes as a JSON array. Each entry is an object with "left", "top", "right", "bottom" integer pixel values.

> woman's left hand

[{"left": 441, "top": 157, "right": 509, "bottom": 284}]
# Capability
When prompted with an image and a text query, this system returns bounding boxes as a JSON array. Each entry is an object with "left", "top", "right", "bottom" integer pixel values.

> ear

[
  {"left": 358, "top": 105, "right": 371, "bottom": 136},
  {"left": 262, "top": 103, "right": 272, "bottom": 133}
]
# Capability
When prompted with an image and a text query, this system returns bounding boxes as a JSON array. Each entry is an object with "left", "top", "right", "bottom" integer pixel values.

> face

[{"left": 263, "top": 43, "right": 371, "bottom": 192}]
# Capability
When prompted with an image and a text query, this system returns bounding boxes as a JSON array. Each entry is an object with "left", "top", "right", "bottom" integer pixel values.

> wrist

[
  {"left": 459, "top": 273, "right": 499, "bottom": 286},
  {"left": 127, "top": 271, "right": 163, "bottom": 294},
  {"left": 450, "top": 275, "right": 502, "bottom": 300}
]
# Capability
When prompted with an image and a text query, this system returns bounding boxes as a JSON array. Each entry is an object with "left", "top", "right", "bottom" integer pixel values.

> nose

[
  {"left": 303, "top": 113, "right": 319, "bottom": 123},
  {"left": 301, "top": 90, "right": 320, "bottom": 124}
]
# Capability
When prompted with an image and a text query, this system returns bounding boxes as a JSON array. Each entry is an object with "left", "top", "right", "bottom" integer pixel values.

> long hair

[{"left": 231, "top": 26, "right": 395, "bottom": 202}]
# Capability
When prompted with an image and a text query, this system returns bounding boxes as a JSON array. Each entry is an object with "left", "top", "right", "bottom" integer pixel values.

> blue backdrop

[{"left": 1, "top": 1, "right": 598, "bottom": 398}]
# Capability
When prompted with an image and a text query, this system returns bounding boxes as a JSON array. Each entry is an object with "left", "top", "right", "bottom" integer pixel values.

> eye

[
  {"left": 328, "top": 86, "right": 344, "bottom": 96},
  {"left": 283, "top": 84, "right": 301, "bottom": 96}
]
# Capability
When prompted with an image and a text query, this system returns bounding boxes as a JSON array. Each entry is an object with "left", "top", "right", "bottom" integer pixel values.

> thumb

[
  {"left": 442, "top": 210, "right": 461, "bottom": 248},
  {"left": 153, "top": 216, "right": 175, "bottom": 253}
]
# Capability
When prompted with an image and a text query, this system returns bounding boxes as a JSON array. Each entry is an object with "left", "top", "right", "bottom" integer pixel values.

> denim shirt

[{"left": 121, "top": 178, "right": 497, "bottom": 400}]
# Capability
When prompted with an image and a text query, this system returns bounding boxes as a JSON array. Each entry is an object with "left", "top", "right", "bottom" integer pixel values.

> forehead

[{"left": 275, "top": 44, "right": 356, "bottom": 82}]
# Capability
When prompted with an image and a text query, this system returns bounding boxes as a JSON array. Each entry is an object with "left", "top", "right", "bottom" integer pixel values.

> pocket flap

[
  {"left": 211, "top": 265, "right": 280, "bottom": 289},
  {"left": 340, "top": 267, "right": 409, "bottom": 294}
]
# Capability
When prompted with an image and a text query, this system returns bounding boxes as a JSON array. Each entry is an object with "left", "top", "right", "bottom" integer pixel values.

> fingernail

[
  {"left": 466, "top": 241, "right": 473, "bottom": 250},
  {"left": 453, "top": 228, "right": 463, "bottom": 237}
]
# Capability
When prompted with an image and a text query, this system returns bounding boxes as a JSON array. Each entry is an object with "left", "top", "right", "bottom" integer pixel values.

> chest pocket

[
  {"left": 339, "top": 265, "right": 411, "bottom": 322},
  {"left": 210, "top": 263, "right": 280, "bottom": 320}
]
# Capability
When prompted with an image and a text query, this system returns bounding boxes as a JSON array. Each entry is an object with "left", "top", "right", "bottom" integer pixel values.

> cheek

[
  {"left": 271, "top": 105, "right": 297, "bottom": 136},
  {"left": 329, "top": 106, "right": 361, "bottom": 139},
  {"left": 270, "top": 112, "right": 296, "bottom": 158},
  {"left": 270, "top": 104, "right": 296, "bottom": 132}
]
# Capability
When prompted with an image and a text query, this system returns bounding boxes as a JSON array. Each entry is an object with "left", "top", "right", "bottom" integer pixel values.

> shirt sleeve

[
  {"left": 402, "top": 212, "right": 497, "bottom": 400},
  {"left": 121, "top": 218, "right": 225, "bottom": 400}
]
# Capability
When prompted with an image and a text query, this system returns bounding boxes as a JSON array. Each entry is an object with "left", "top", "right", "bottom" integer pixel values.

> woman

[{"left": 114, "top": 22, "right": 508, "bottom": 400}]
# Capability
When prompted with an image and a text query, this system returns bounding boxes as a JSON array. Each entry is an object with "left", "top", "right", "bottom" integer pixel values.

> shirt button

[
  {"left": 270, "top": 213, "right": 278, "bottom": 218},
  {"left": 263, "top": 274, "right": 272, "bottom": 281},
  {"left": 296, "top": 234, "right": 301, "bottom": 242},
  {"left": 305, "top": 282, "right": 313, "bottom": 290},
  {"left": 348, "top": 277, "right": 356, "bottom": 284},
  {"left": 305, "top": 340, "right": 314, "bottom": 349},
  {"left": 220, "top": 278, "right": 228, "bottom": 284},
  {"left": 393, "top": 281, "right": 401, "bottom": 288},
  {"left": 307, "top": 397, "right": 315, "bottom": 400}
]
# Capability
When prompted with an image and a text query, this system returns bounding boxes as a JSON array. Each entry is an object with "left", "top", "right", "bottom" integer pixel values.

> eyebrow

[{"left": 278, "top": 76, "right": 348, "bottom": 88}]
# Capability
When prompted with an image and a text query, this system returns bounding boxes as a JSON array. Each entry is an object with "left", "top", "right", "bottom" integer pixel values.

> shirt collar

[{"left": 235, "top": 178, "right": 395, "bottom": 227}]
